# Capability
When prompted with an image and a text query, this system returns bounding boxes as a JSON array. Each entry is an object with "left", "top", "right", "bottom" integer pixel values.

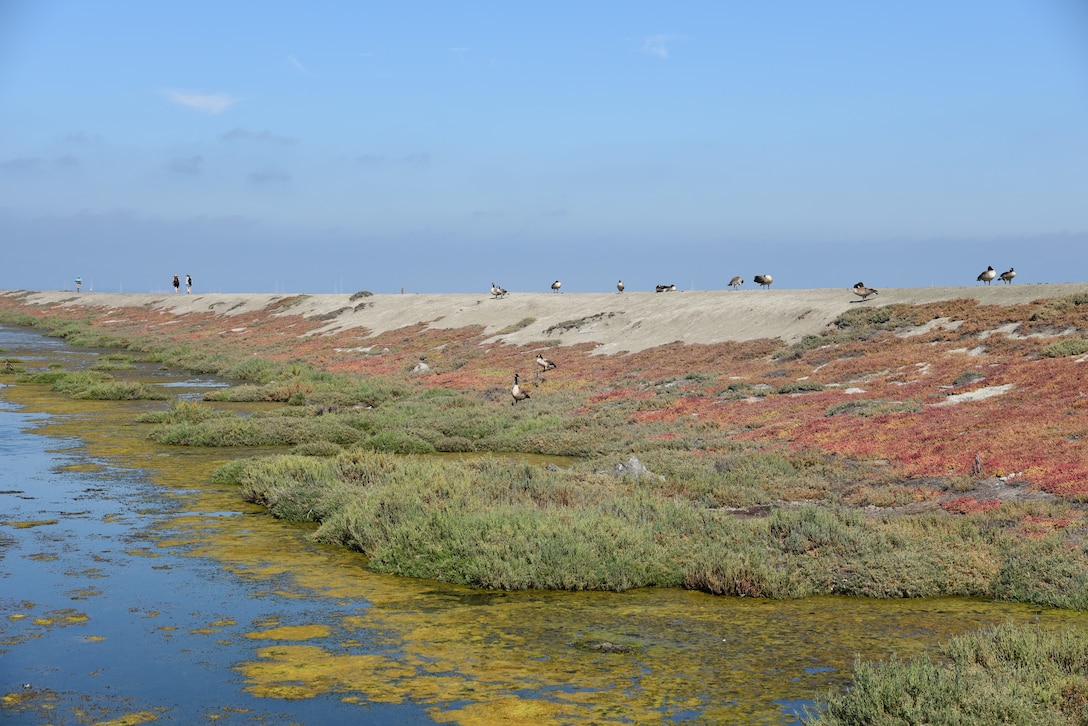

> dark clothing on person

[{"left": 173, "top": 275, "right": 180, "bottom": 293}]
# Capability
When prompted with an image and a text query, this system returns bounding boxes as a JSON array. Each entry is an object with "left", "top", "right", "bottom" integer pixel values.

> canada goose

[
  {"left": 1000, "top": 268, "right": 1016, "bottom": 284},
  {"left": 728, "top": 276, "right": 744, "bottom": 289},
  {"left": 536, "top": 354, "right": 556, "bottom": 373},
  {"left": 852, "top": 282, "right": 878, "bottom": 300},
  {"left": 655, "top": 284, "right": 677, "bottom": 293},
  {"left": 551, "top": 280, "right": 561, "bottom": 293},
  {"left": 754, "top": 274, "right": 773, "bottom": 289},
  {"left": 617, "top": 280, "right": 624, "bottom": 293},
  {"left": 4, "top": 361, "right": 14, "bottom": 372},
  {"left": 490, "top": 282, "right": 507, "bottom": 298},
  {"left": 511, "top": 373, "right": 530, "bottom": 405},
  {"left": 977, "top": 266, "right": 996, "bottom": 285}
]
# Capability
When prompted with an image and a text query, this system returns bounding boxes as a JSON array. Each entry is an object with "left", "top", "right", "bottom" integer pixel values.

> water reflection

[{"left": 2, "top": 324, "right": 1087, "bottom": 725}]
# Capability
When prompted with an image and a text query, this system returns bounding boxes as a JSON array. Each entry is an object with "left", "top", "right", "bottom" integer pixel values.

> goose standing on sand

[
  {"left": 1000, "top": 268, "right": 1016, "bottom": 284},
  {"left": 754, "top": 274, "right": 773, "bottom": 289},
  {"left": 852, "top": 282, "right": 879, "bottom": 300},
  {"left": 536, "top": 353, "right": 557, "bottom": 375},
  {"left": 511, "top": 373, "right": 530, "bottom": 405},
  {"left": 977, "top": 266, "right": 996, "bottom": 285},
  {"left": 617, "top": 280, "right": 625, "bottom": 293},
  {"left": 491, "top": 283, "right": 507, "bottom": 298},
  {"left": 655, "top": 284, "right": 677, "bottom": 292},
  {"left": 728, "top": 276, "right": 744, "bottom": 289},
  {"left": 551, "top": 280, "right": 562, "bottom": 293}
]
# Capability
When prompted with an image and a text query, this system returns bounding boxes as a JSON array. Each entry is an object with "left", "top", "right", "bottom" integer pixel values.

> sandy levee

[{"left": 5, "top": 283, "right": 1085, "bottom": 355}]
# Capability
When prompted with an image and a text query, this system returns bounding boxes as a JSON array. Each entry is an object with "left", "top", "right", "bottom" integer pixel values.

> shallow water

[{"left": 3, "top": 324, "right": 1088, "bottom": 725}]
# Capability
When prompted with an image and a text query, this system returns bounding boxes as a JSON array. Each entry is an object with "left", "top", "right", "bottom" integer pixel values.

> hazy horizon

[{"left": 3, "top": 1, "right": 1086, "bottom": 294}]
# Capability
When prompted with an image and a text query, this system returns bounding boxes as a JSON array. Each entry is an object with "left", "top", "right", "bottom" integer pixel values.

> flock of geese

[
  {"left": 491, "top": 275, "right": 773, "bottom": 298},
  {"left": 503, "top": 265, "right": 1018, "bottom": 405},
  {"left": 510, "top": 353, "right": 557, "bottom": 405},
  {"left": 976, "top": 266, "right": 1016, "bottom": 285},
  {"left": 494, "top": 266, "right": 1016, "bottom": 302}
]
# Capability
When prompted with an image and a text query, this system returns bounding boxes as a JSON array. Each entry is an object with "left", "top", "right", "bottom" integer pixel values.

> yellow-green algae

[
  {"left": 1, "top": 519, "right": 58, "bottom": 529},
  {"left": 244, "top": 624, "right": 332, "bottom": 640},
  {"left": 67, "top": 587, "right": 104, "bottom": 599},
  {"left": 93, "top": 710, "right": 159, "bottom": 725},
  {"left": 32, "top": 609, "right": 90, "bottom": 627},
  {"left": 7, "top": 370, "right": 1088, "bottom": 724}
]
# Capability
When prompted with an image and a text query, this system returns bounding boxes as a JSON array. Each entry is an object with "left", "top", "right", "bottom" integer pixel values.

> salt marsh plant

[
  {"left": 18, "top": 369, "right": 167, "bottom": 400},
  {"left": 810, "top": 623, "right": 1088, "bottom": 725},
  {"left": 1042, "top": 338, "right": 1088, "bottom": 358},
  {"left": 212, "top": 450, "right": 1088, "bottom": 606},
  {"left": 7, "top": 290, "right": 1088, "bottom": 609}
]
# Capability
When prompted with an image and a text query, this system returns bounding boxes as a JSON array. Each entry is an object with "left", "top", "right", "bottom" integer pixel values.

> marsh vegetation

[{"left": 5, "top": 291, "right": 1088, "bottom": 721}]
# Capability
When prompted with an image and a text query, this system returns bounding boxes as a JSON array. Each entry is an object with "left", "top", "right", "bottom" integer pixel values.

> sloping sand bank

[{"left": 7, "top": 283, "right": 1086, "bottom": 354}]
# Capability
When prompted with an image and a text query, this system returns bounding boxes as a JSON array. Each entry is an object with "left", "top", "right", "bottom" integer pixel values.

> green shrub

[
  {"left": 359, "top": 429, "right": 437, "bottom": 454},
  {"left": 135, "top": 398, "right": 234, "bottom": 424},
  {"left": 1042, "top": 338, "right": 1088, "bottom": 358},
  {"left": 18, "top": 369, "right": 167, "bottom": 400},
  {"left": 151, "top": 415, "right": 364, "bottom": 447},
  {"left": 992, "top": 536, "right": 1088, "bottom": 610},
  {"left": 811, "top": 623, "right": 1088, "bottom": 725},
  {"left": 825, "top": 399, "right": 922, "bottom": 417},
  {"left": 774, "top": 380, "right": 825, "bottom": 394},
  {"left": 292, "top": 441, "right": 343, "bottom": 457},
  {"left": 683, "top": 544, "right": 800, "bottom": 598}
]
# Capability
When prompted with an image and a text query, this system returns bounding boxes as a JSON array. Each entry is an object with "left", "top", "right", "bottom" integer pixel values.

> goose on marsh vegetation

[
  {"left": 977, "top": 266, "right": 996, "bottom": 285},
  {"left": 511, "top": 373, "right": 530, "bottom": 405},
  {"left": 536, "top": 354, "right": 557, "bottom": 374}
]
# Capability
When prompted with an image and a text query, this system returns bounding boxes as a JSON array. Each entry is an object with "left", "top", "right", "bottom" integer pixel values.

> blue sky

[{"left": 2, "top": 1, "right": 1086, "bottom": 294}]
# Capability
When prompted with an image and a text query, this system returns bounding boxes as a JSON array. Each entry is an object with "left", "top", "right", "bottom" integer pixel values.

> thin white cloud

[
  {"left": 287, "top": 54, "right": 308, "bottom": 74},
  {"left": 642, "top": 35, "right": 676, "bottom": 59},
  {"left": 161, "top": 89, "right": 239, "bottom": 114}
]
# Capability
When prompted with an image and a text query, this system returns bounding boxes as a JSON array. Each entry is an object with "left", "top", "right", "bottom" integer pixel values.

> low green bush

[
  {"left": 292, "top": 441, "right": 343, "bottom": 457},
  {"left": 151, "top": 415, "right": 364, "bottom": 447},
  {"left": 1042, "top": 338, "right": 1088, "bottom": 358},
  {"left": 135, "top": 398, "right": 234, "bottom": 424},
  {"left": 19, "top": 369, "right": 167, "bottom": 400},
  {"left": 810, "top": 622, "right": 1088, "bottom": 725},
  {"left": 774, "top": 380, "right": 826, "bottom": 394}
]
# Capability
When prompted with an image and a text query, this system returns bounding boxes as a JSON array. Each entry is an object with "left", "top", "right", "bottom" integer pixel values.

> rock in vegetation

[{"left": 603, "top": 456, "right": 663, "bottom": 481}]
